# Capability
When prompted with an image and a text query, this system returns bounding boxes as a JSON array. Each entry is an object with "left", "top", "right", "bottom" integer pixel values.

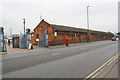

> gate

[
  {"left": 39, "top": 30, "right": 48, "bottom": 47},
  {"left": 19, "top": 28, "right": 30, "bottom": 49},
  {"left": 19, "top": 35, "right": 27, "bottom": 49}
]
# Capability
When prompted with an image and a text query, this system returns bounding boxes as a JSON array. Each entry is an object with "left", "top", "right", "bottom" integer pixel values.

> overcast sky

[{"left": 0, "top": 0, "right": 119, "bottom": 36}]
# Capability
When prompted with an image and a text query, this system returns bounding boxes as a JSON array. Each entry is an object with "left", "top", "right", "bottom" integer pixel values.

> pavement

[
  {"left": 2, "top": 41, "right": 118, "bottom": 78},
  {"left": 2, "top": 45, "right": 28, "bottom": 55},
  {"left": 1, "top": 40, "right": 111, "bottom": 55},
  {"left": 1, "top": 44, "right": 45, "bottom": 55}
]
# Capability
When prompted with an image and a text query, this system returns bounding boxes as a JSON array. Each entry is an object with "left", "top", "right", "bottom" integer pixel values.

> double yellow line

[{"left": 84, "top": 53, "right": 118, "bottom": 80}]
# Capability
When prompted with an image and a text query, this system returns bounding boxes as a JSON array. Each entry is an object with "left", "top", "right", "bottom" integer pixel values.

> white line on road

[{"left": 52, "top": 53, "right": 61, "bottom": 55}]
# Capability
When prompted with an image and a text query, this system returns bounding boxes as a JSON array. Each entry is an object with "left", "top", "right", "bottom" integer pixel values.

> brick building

[{"left": 30, "top": 19, "right": 113, "bottom": 46}]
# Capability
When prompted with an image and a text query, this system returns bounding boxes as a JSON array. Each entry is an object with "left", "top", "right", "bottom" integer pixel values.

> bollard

[{"left": 0, "top": 27, "right": 4, "bottom": 52}]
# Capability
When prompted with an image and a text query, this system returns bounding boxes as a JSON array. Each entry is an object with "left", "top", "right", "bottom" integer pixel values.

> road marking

[
  {"left": 52, "top": 53, "right": 61, "bottom": 55},
  {"left": 91, "top": 55, "right": 118, "bottom": 78},
  {"left": 84, "top": 54, "right": 118, "bottom": 80},
  {"left": 91, "top": 71, "right": 101, "bottom": 79},
  {"left": 107, "top": 55, "right": 118, "bottom": 66}
]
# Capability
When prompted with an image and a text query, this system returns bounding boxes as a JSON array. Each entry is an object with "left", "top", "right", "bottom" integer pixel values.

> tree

[{"left": 116, "top": 32, "right": 120, "bottom": 36}]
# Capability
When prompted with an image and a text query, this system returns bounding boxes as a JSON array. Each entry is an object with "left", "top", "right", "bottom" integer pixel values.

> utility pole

[
  {"left": 5, "top": 32, "right": 7, "bottom": 38},
  {"left": 23, "top": 18, "right": 25, "bottom": 35},
  {"left": 20, "top": 30, "right": 21, "bottom": 35},
  {"left": 10, "top": 28, "right": 12, "bottom": 37},
  {"left": 87, "top": 6, "right": 90, "bottom": 42}
]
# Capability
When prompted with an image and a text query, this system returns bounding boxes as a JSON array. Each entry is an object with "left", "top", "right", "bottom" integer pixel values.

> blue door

[{"left": 39, "top": 30, "right": 48, "bottom": 47}]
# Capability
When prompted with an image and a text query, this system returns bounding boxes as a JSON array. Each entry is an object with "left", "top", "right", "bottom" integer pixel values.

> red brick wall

[
  {"left": 50, "top": 31, "right": 113, "bottom": 46},
  {"left": 50, "top": 31, "right": 89, "bottom": 46},
  {"left": 31, "top": 21, "right": 54, "bottom": 45},
  {"left": 31, "top": 20, "right": 113, "bottom": 46}
]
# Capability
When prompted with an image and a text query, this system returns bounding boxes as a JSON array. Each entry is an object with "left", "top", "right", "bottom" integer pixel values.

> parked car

[
  {"left": 112, "top": 37, "right": 116, "bottom": 41},
  {"left": 116, "top": 37, "right": 119, "bottom": 41}
]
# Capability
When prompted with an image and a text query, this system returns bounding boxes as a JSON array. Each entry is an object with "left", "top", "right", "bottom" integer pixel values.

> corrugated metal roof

[
  {"left": 34, "top": 19, "right": 113, "bottom": 34},
  {"left": 51, "top": 24, "right": 87, "bottom": 32},
  {"left": 51, "top": 24, "right": 109, "bottom": 34}
]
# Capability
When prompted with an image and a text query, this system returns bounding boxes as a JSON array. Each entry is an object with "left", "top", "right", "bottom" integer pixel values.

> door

[
  {"left": 39, "top": 30, "right": 48, "bottom": 47},
  {"left": 13, "top": 37, "right": 19, "bottom": 48}
]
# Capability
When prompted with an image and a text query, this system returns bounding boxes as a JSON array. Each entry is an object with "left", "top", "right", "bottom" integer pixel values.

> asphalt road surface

[{"left": 2, "top": 41, "right": 118, "bottom": 78}]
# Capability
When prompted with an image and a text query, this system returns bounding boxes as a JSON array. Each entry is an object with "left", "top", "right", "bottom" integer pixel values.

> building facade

[{"left": 30, "top": 19, "right": 113, "bottom": 46}]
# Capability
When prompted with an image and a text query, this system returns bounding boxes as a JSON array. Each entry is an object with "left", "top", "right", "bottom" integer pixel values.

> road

[{"left": 2, "top": 41, "right": 118, "bottom": 78}]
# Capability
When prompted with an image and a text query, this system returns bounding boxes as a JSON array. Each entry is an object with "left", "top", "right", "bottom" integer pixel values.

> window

[
  {"left": 36, "top": 34, "right": 39, "bottom": 38},
  {"left": 54, "top": 32, "right": 57, "bottom": 36},
  {"left": 75, "top": 33, "right": 76, "bottom": 37}
]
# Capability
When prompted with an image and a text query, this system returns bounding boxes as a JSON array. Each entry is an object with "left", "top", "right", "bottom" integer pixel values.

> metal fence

[{"left": 19, "top": 28, "right": 30, "bottom": 49}]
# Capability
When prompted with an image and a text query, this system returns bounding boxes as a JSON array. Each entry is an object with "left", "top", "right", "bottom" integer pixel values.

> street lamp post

[
  {"left": 87, "top": 6, "right": 90, "bottom": 42},
  {"left": 87, "top": 6, "right": 90, "bottom": 30}
]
